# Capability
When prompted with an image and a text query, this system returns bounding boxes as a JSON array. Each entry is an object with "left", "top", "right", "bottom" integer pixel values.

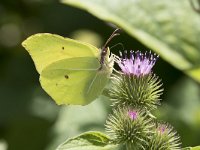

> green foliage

[
  {"left": 61, "top": 0, "right": 200, "bottom": 83},
  {"left": 56, "top": 131, "right": 117, "bottom": 150},
  {"left": 46, "top": 98, "right": 110, "bottom": 150},
  {"left": 109, "top": 73, "right": 163, "bottom": 110}
]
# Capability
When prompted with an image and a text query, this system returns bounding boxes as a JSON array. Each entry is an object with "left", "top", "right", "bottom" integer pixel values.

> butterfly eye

[{"left": 102, "top": 49, "right": 107, "bottom": 55}]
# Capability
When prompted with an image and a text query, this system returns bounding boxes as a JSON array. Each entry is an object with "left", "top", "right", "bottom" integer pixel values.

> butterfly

[{"left": 22, "top": 29, "right": 120, "bottom": 105}]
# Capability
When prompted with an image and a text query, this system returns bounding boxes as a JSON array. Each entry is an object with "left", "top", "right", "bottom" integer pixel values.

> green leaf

[
  {"left": 56, "top": 131, "right": 117, "bottom": 150},
  {"left": 46, "top": 98, "right": 111, "bottom": 150},
  {"left": 61, "top": 0, "right": 200, "bottom": 83},
  {"left": 183, "top": 146, "right": 200, "bottom": 150}
]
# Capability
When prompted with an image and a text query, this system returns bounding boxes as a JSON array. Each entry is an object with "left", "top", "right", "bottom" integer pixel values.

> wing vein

[{"left": 86, "top": 72, "right": 99, "bottom": 95}]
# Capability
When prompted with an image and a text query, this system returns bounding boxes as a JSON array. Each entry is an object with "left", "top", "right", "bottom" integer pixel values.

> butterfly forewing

[{"left": 22, "top": 33, "right": 99, "bottom": 73}]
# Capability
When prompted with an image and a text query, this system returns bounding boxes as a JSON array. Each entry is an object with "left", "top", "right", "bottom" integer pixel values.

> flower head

[
  {"left": 145, "top": 122, "right": 181, "bottom": 150},
  {"left": 158, "top": 124, "right": 167, "bottom": 133},
  {"left": 128, "top": 110, "right": 138, "bottom": 120},
  {"left": 105, "top": 107, "right": 153, "bottom": 147},
  {"left": 116, "top": 50, "right": 158, "bottom": 76}
]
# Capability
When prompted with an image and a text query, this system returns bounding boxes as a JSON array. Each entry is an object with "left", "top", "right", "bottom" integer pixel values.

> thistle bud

[
  {"left": 105, "top": 107, "right": 154, "bottom": 149},
  {"left": 146, "top": 122, "right": 181, "bottom": 150}
]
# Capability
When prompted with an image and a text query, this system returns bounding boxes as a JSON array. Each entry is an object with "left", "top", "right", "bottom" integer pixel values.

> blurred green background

[{"left": 0, "top": 0, "right": 200, "bottom": 150}]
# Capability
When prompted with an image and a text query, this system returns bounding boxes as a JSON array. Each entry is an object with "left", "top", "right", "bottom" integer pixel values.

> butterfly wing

[
  {"left": 22, "top": 33, "right": 114, "bottom": 105},
  {"left": 40, "top": 57, "right": 111, "bottom": 105},
  {"left": 22, "top": 33, "right": 99, "bottom": 73}
]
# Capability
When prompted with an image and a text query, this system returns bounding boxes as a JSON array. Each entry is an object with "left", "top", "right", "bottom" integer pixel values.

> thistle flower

[
  {"left": 109, "top": 50, "right": 163, "bottom": 110},
  {"left": 116, "top": 50, "right": 158, "bottom": 76},
  {"left": 128, "top": 110, "right": 138, "bottom": 120},
  {"left": 146, "top": 122, "right": 181, "bottom": 150},
  {"left": 105, "top": 107, "right": 154, "bottom": 149}
]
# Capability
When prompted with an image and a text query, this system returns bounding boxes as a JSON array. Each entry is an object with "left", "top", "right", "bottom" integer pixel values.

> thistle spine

[{"left": 109, "top": 73, "right": 163, "bottom": 110}]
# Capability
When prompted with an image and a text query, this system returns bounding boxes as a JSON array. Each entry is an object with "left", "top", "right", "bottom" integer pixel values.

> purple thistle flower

[
  {"left": 157, "top": 123, "right": 173, "bottom": 135},
  {"left": 128, "top": 110, "right": 138, "bottom": 120},
  {"left": 158, "top": 125, "right": 167, "bottom": 134},
  {"left": 116, "top": 50, "right": 159, "bottom": 76}
]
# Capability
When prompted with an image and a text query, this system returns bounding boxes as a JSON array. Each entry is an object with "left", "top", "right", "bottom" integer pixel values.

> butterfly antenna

[
  {"left": 102, "top": 28, "right": 121, "bottom": 49},
  {"left": 99, "top": 28, "right": 121, "bottom": 70},
  {"left": 110, "top": 42, "right": 124, "bottom": 51}
]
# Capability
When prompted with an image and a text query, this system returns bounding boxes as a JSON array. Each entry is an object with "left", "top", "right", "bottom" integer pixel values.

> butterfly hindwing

[{"left": 40, "top": 57, "right": 110, "bottom": 105}]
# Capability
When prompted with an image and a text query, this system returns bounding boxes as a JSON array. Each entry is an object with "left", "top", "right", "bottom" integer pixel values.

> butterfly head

[{"left": 99, "top": 28, "right": 120, "bottom": 71}]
